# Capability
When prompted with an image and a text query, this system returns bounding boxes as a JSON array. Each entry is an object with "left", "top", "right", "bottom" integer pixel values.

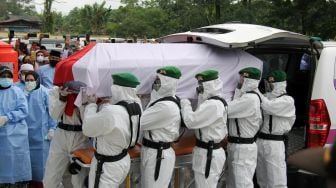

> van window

[{"left": 253, "top": 54, "right": 289, "bottom": 78}]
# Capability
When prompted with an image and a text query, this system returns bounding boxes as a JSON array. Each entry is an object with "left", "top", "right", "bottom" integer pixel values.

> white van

[{"left": 159, "top": 23, "right": 336, "bottom": 187}]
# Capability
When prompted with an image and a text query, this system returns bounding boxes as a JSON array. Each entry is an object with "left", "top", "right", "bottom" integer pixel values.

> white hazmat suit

[
  {"left": 43, "top": 87, "right": 91, "bottom": 188},
  {"left": 140, "top": 74, "right": 181, "bottom": 188},
  {"left": 256, "top": 81, "right": 296, "bottom": 188},
  {"left": 83, "top": 84, "right": 142, "bottom": 188},
  {"left": 181, "top": 78, "right": 227, "bottom": 188},
  {"left": 226, "top": 78, "right": 262, "bottom": 188}
]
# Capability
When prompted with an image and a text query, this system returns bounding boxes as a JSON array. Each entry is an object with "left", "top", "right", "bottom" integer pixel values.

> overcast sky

[{"left": 34, "top": 0, "right": 122, "bottom": 15}]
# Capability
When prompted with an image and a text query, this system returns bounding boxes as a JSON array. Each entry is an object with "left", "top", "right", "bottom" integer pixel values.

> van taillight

[{"left": 307, "top": 99, "right": 331, "bottom": 148}]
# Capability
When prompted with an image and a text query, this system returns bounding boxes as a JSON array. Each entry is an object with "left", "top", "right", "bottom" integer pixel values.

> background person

[{"left": 0, "top": 66, "right": 31, "bottom": 188}]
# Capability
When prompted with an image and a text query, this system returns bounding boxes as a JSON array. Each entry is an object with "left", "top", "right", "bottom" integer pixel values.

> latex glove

[
  {"left": 47, "top": 129, "right": 55, "bottom": 140},
  {"left": 0, "top": 116, "right": 9, "bottom": 127},
  {"left": 87, "top": 95, "right": 97, "bottom": 103},
  {"left": 181, "top": 99, "right": 191, "bottom": 107}
]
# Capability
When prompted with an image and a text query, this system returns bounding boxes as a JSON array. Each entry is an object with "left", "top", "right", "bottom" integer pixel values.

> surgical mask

[
  {"left": 25, "top": 81, "right": 37, "bottom": 92},
  {"left": 0, "top": 78, "right": 13, "bottom": 88},
  {"left": 19, "top": 55, "right": 25, "bottom": 62},
  {"left": 37, "top": 56, "right": 44, "bottom": 63},
  {"left": 152, "top": 78, "right": 161, "bottom": 91},
  {"left": 196, "top": 81, "right": 204, "bottom": 95}
]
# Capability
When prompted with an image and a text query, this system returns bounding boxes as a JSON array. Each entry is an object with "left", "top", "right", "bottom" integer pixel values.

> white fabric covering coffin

[{"left": 72, "top": 43, "right": 262, "bottom": 100}]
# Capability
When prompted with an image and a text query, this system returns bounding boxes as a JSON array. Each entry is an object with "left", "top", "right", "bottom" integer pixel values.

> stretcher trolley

[{"left": 68, "top": 130, "right": 196, "bottom": 188}]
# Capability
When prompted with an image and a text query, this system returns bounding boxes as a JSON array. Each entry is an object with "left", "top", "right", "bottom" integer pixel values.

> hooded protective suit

[
  {"left": 226, "top": 78, "right": 262, "bottom": 188},
  {"left": 43, "top": 86, "right": 90, "bottom": 188},
  {"left": 16, "top": 74, "right": 57, "bottom": 181},
  {"left": 181, "top": 78, "right": 227, "bottom": 188},
  {"left": 82, "top": 84, "right": 142, "bottom": 188},
  {"left": 0, "top": 85, "right": 31, "bottom": 184},
  {"left": 37, "top": 64, "right": 55, "bottom": 89},
  {"left": 140, "top": 74, "right": 181, "bottom": 188},
  {"left": 256, "top": 81, "right": 295, "bottom": 188}
]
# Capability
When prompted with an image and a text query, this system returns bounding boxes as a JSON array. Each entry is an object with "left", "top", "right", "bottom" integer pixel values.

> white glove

[
  {"left": 47, "top": 129, "right": 55, "bottom": 141},
  {"left": 0, "top": 116, "right": 9, "bottom": 127},
  {"left": 181, "top": 99, "right": 191, "bottom": 107},
  {"left": 87, "top": 95, "right": 97, "bottom": 103}
]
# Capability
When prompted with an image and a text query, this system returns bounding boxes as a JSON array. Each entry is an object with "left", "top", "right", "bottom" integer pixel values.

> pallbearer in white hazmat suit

[
  {"left": 226, "top": 67, "right": 263, "bottom": 188},
  {"left": 82, "top": 73, "right": 142, "bottom": 188},
  {"left": 140, "top": 66, "right": 182, "bottom": 188},
  {"left": 181, "top": 69, "right": 227, "bottom": 188},
  {"left": 256, "top": 70, "right": 296, "bottom": 188}
]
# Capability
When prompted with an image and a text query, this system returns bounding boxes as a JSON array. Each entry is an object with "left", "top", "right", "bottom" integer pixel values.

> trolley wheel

[{"left": 68, "top": 162, "right": 81, "bottom": 175}]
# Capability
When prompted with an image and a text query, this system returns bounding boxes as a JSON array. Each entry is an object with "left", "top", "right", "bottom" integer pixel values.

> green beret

[
  {"left": 195, "top": 69, "right": 218, "bottom": 82},
  {"left": 268, "top": 70, "right": 287, "bottom": 82},
  {"left": 157, "top": 66, "right": 182, "bottom": 79},
  {"left": 112, "top": 73, "right": 140, "bottom": 88},
  {"left": 239, "top": 67, "right": 261, "bottom": 80}
]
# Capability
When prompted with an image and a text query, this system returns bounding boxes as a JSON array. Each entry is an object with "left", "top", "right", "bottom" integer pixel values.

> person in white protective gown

[
  {"left": 180, "top": 69, "right": 227, "bottom": 188},
  {"left": 82, "top": 73, "right": 142, "bottom": 188},
  {"left": 43, "top": 81, "right": 91, "bottom": 188},
  {"left": 140, "top": 66, "right": 182, "bottom": 188},
  {"left": 256, "top": 70, "right": 296, "bottom": 188},
  {"left": 226, "top": 67, "right": 263, "bottom": 188}
]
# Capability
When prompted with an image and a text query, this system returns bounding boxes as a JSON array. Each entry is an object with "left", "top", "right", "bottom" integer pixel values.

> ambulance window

[{"left": 253, "top": 54, "right": 289, "bottom": 78}]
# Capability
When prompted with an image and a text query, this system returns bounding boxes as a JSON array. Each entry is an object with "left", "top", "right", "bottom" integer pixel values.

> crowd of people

[{"left": 0, "top": 40, "right": 296, "bottom": 188}]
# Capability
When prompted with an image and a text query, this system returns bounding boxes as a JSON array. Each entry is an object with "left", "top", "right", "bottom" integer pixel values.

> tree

[{"left": 43, "top": 0, "right": 54, "bottom": 33}]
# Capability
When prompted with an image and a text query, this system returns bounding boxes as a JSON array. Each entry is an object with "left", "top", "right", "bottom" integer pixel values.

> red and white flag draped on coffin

[{"left": 54, "top": 43, "right": 262, "bottom": 104}]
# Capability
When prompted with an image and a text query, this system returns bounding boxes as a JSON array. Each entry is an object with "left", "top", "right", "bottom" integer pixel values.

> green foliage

[{"left": 3, "top": 0, "right": 335, "bottom": 39}]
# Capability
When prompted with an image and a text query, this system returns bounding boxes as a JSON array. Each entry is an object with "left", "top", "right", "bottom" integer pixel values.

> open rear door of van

[{"left": 159, "top": 23, "right": 310, "bottom": 49}]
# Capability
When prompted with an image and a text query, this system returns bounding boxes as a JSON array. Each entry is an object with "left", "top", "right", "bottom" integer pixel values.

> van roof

[
  {"left": 160, "top": 23, "right": 310, "bottom": 48},
  {"left": 322, "top": 41, "right": 336, "bottom": 48}
]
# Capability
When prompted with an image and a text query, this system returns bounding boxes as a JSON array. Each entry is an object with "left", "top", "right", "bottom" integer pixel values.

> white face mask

[
  {"left": 25, "top": 81, "right": 37, "bottom": 92},
  {"left": 19, "top": 55, "right": 25, "bottom": 61},
  {"left": 37, "top": 56, "right": 44, "bottom": 63}
]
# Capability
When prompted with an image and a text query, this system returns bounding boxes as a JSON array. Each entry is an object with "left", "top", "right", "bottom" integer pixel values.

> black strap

[
  {"left": 195, "top": 139, "right": 221, "bottom": 178},
  {"left": 93, "top": 149, "right": 128, "bottom": 188},
  {"left": 246, "top": 91, "right": 262, "bottom": 103},
  {"left": 195, "top": 139, "right": 221, "bottom": 149},
  {"left": 246, "top": 90, "right": 264, "bottom": 139},
  {"left": 148, "top": 96, "right": 186, "bottom": 142},
  {"left": 58, "top": 122, "right": 82, "bottom": 131},
  {"left": 235, "top": 119, "right": 240, "bottom": 137},
  {"left": 269, "top": 115, "right": 273, "bottom": 134},
  {"left": 258, "top": 132, "right": 285, "bottom": 141},
  {"left": 115, "top": 101, "right": 142, "bottom": 149},
  {"left": 142, "top": 138, "right": 172, "bottom": 181},
  {"left": 148, "top": 96, "right": 186, "bottom": 128},
  {"left": 203, "top": 96, "right": 228, "bottom": 140},
  {"left": 228, "top": 136, "right": 255, "bottom": 144},
  {"left": 268, "top": 93, "right": 287, "bottom": 134}
]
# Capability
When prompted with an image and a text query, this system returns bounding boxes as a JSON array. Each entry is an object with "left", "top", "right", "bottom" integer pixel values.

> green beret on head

[
  {"left": 157, "top": 66, "right": 182, "bottom": 79},
  {"left": 112, "top": 73, "right": 140, "bottom": 88},
  {"left": 195, "top": 69, "right": 218, "bottom": 82},
  {"left": 268, "top": 70, "right": 287, "bottom": 82},
  {"left": 239, "top": 67, "right": 261, "bottom": 80}
]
